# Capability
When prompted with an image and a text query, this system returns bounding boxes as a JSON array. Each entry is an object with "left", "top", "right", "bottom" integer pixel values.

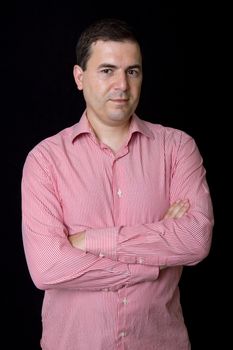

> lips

[{"left": 110, "top": 99, "right": 129, "bottom": 103}]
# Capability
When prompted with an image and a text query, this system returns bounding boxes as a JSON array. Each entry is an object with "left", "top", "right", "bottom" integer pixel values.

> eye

[
  {"left": 100, "top": 68, "right": 113, "bottom": 74},
  {"left": 127, "top": 69, "right": 139, "bottom": 77}
]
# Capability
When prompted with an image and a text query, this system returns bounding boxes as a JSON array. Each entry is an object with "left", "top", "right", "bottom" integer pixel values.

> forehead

[{"left": 87, "top": 40, "right": 142, "bottom": 67}]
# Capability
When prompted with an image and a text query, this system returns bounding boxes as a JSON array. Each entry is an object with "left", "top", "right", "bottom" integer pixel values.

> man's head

[
  {"left": 73, "top": 18, "right": 143, "bottom": 127},
  {"left": 75, "top": 18, "right": 140, "bottom": 71}
]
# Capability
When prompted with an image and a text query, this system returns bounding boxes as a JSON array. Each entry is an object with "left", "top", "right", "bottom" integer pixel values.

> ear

[{"left": 73, "top": 65, "right": 84, "bottom": 90}]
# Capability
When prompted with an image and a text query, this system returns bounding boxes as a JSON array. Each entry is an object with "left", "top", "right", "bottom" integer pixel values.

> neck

[{"left": 87, "top": 115, "right": 131, "bottom": 153}]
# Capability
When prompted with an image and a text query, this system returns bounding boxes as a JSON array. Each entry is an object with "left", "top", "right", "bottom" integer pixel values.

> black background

[{"left": 2, "top": 2, "right": 226, "bottom": 349}]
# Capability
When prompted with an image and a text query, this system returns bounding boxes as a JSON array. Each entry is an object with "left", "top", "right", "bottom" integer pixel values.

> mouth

[{"left": 109, "top": 99, "right": 129, "bottom": 104}]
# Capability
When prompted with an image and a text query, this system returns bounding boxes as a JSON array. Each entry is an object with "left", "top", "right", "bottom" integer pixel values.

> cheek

[
  {"left": 83, "top": 85, "right": 106, "bottom": 108},
  {"left": 86, "top": 78, "right": 106, "bottom": 96},
  {"left": 131, "top": 81, "right": 142, "bottom": 94},
  {"left": 131, "top": 88, "right": 141, "bottom": 103}
]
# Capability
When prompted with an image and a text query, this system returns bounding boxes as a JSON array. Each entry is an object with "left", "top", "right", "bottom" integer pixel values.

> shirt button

[
  {"left": 123, "top": 297, "right": 128, "bottom": 305},
  {"left": 99, "top": 252, "right": 104, "bottom": 258},
  {"left": 138, "top": 257, "right": 144, "bottom": 264},
  {"left": 120, "top": 331, "right": 126, "bottom": 338},
  {"left": 117, "top": 189, "right": 122, "bottom": 197},
  {"left": 102, "top": 288, "right": 109, "bottom": 292}
]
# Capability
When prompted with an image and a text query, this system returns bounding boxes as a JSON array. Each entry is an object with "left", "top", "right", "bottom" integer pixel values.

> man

[{"left": 21, "top": 18, "right": 214, "bottom": 350}]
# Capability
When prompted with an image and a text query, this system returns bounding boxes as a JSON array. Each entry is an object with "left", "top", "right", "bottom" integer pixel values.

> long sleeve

[
  {"left": 21, "top": 151, "right": 159, "bottom": 291},
  {"left": 85, "top": 133, "right": 214, "bottom": 267}
]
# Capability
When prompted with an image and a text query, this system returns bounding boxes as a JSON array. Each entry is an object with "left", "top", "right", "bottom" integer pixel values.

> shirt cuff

[{"left": 85, "top": 227, "right": 118, "bottom": 260}]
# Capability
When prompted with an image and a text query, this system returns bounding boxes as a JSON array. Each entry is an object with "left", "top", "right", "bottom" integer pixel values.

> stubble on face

[{"left": 83, "top": 40, "right": 142, "bottom": 126}]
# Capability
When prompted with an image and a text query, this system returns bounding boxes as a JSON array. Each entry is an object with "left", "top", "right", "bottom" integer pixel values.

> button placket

[{"left": 117, "top": 286, "right": 128, "bottom": 345}]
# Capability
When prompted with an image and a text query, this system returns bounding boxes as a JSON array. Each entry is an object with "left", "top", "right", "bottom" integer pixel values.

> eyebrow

[{"left": 97, "top": 63, "right": 142, "bottom": 70}]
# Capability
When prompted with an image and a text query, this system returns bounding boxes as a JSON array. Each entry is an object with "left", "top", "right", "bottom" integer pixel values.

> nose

[{"left": 114, "top": 71, "right": 128, "bottom": 91}]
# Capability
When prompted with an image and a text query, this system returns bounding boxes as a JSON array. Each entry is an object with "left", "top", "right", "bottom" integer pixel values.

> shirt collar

[
  {"left": 71, "top": 110, "right": 92, "bottom": 142},
  {"left": 71, "top": 111, "right": 154, "bottom": 143},
  {"left": 129, "top": 114, "right": 154, "bottom": 139}
]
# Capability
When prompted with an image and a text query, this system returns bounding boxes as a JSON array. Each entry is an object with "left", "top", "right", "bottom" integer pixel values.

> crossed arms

[
  {"left": 69, "top": 199, "right": 190, "bottom": 251},
  {"left": 21, "top": 134, "right": 214, "bottom": 291}
]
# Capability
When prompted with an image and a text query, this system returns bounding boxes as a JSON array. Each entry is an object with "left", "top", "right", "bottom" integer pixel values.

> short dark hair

[{"left": 75, "top": 18, "right": 140, "bottom": 70}]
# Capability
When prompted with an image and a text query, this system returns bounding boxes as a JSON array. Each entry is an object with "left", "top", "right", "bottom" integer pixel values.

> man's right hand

[{"left": 163, "top": 199, "right": 190, "bottom": 219}]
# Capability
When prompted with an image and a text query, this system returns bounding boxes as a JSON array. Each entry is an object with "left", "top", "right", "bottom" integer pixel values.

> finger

[
  {"left": 164, "top": 200, "right": 189, "bottom": 219},
  {"left": 164, "top": 200, "right": 183, "bottom": 219},
  {"left": 174, "top": 201, "right": 190, "bottom": 218},
  {"left": 169, "top": 202, "right": 185, "bottom": 218}
]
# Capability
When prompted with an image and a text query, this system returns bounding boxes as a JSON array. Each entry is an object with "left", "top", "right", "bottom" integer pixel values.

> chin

[{"left": 108, "top": 110, "right": 132, "bottom": 122}]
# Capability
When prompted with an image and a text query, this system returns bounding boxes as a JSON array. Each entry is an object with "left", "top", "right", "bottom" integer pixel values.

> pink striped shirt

[{"left": 21, "top": 112, "right": 214, "bottom": 350}]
